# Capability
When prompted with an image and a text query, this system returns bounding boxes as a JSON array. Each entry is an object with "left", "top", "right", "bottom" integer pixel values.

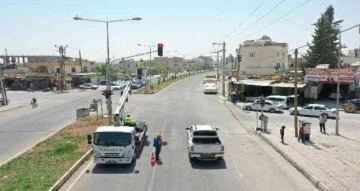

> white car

[
  {"left": 185, "top": 125, "right": 224, "bottom": 161},
  {"left": 203, "top": 83, "right": 217, "bottom": 94},
  {"left": 329, "top": 91, "right": 343, "bottom": 99},
  {"left": 242, "top": 100, "right": 283, "bottom": 113},
  {"left": 288, "top": 104, "right": 337, "bottom": 118},
  {"left": 79, "top": 83, "right": 98, "bottom": 90}
]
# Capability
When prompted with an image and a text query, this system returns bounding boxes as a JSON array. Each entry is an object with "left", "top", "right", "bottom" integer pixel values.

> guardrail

[{"left": 113, "top": 81, "right": 132, "bottom": 126}]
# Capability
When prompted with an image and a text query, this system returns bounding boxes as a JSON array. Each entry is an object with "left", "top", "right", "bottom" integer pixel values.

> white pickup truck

[{"left": 185, "top": 125, "right": 224, "bottom": 161}]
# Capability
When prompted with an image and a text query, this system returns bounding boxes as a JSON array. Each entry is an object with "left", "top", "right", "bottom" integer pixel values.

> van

[{"left": 265, "top": 95, "right": 290, "bottom": 109}]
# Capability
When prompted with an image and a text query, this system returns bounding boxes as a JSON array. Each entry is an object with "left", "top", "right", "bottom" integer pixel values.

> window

[
  {"left": 304, "top": 106, "right": 313, "bottom": 110},
  {"left": 71, "top": 67, "right": 76, "bottom": 73},
  {"left": 84, "top": 66, "right": 88, "bottom": 72},
  {"left": 127, "top": 65, "right": 130, "bottom": 68},
  {"left": 314, "top": 106, "right": 323, "bottom": 110},
  {"left": 56, "top": 68, "right": 60, "bottom": 73},
  {"left": 249, "top": 52, "right": 256, "bottom": 57},
  {"left": 277, "top": 51, "right": 280, "bottom": 57},
  {"left": 282, "top": 63, "right": 285, "bottom": 67}
]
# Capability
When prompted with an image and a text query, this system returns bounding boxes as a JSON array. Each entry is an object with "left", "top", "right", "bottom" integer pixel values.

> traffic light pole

[
  {"left": 106, "top": 21, "right": 112, "bottom": 125},
  {"left": 294, "top": 49, "right": 299, "bottom": 138},
  {"left": 222, "top": 42, "right": 226, "bottom": 97}
]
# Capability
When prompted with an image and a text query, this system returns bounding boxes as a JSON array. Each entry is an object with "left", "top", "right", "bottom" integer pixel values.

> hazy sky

[{"left": 1, "top": 0, "right": 359, "bottom": 62}]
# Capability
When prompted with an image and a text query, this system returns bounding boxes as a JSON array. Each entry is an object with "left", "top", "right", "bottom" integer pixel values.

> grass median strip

[
  {"left": 136, "top": 75, "right": 190, "bottom": 94},
  {"left": 0, "top": 117, "right": 107, "bottom": 191}
]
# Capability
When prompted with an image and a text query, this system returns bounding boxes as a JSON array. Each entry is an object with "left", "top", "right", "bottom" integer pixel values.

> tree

[
  {"left": 153, "top": 63, "right": 168, "bottom": 77},
  {"left": 260, "top": 35, "right": 272, "bottom": 41},
  {"left": 303, "top": 5, "right": 343, "bottom": 68},
  {"left": 93, "top": 64, "right": 120, "bottom": 81}
]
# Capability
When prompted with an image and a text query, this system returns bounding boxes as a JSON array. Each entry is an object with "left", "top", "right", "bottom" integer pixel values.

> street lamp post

[
  {"left": 74, "top": 15, "right": 141, "bottom": 125},
  {"left": 213, "top": 42, "right": 226, "bottom": 97},
  {"left": 137, "top": 44, "right": 156, "bottom": 91}
]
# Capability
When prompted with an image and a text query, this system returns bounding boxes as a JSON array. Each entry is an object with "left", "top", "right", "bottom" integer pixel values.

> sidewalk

[
  {"left": 0, "top": 103, "right": 26, "bottom": 113},
  {"left": 219, "top": 95, "right": 360, "bottom": 191}
]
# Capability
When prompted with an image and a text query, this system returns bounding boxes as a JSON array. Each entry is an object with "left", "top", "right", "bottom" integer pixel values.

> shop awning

[
  {"left": 235, "top": 80, "right": 275, "bottom": 86},
  {"left": 270, "top": 83, "right": 307, "bottom": 88}
]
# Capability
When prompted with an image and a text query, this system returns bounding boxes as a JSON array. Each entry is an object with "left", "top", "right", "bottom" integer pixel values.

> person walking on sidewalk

[
  {"left": 298, "top": 124, "right": 305, "bottom": 143},
  {"left": 319, "top": 114, "right": 327, "bottom": 134},
  {"left": 280, "top": 126, "right": 285, "bottom": 143}
]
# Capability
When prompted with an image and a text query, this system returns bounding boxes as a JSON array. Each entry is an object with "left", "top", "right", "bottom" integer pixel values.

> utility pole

[
  {"left": 294, "top": 49, "right": 299, "bottom": 138},
  {"left": 4, "top": 49, "right": 8, "bottom": 64},
  {"left": 79, "top": 50, "right": 83, "bottom": 73},
  {"left": 222, "top": 42, "right": 226, "bottom": 97},
  {"left": 335, "top": 29, "right": 342, "bottom": 135},
  {"left": 216, "top": 52, "right": 220, "bottom": 81},
  {"left": 55, "top": 45, "right": 68, "bottom": 93}
]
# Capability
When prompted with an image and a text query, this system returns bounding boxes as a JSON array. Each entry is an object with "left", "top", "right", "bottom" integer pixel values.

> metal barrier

[{"left": 114, "top": 81, "right": 131, "bottom": 126}]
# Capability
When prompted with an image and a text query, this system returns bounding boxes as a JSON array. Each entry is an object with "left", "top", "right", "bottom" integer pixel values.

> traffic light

[
  {"left": 157, "top": 43, "right": 163, "bottom": 57},
  {"left": 238, "top": 55, "right": 242, "bottom": 62},
  {"left": 102, "top": 89, "right": 113, "bottom": 99}
]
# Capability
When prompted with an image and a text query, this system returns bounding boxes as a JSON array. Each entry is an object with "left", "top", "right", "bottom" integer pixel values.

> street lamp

[
  {"left": 213, "top": 42, "right": 226, "bottom": 97},
  {"left": 137, "top": 44, "right": 156, "bottom": 91},
  {"left": 74, "top": 15, "right": 141, "bottom": 125}
]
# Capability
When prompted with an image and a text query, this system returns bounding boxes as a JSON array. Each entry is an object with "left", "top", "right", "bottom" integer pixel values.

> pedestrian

[
  {"left": 319, "top": 114, "right": 327, "bottom": 134},
  {"left": 298, "top": 124, "right": 305, "bottom": 143},
  {"left": 280, "top": 126, "right": 285, "bottom": 143},
  {"left": 153, "top": 134, "right": 162, "bottom": 161}
]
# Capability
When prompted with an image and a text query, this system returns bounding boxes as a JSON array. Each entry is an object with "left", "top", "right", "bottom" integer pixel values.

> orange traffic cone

[{"left": 150, "top": 152, "right": 156, "bottom": 166}]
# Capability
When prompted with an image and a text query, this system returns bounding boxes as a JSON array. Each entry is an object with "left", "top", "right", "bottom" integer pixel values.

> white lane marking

[
  {"left": 65, "top": 160, "right": 93, "bottom": 191},
  {"left": 147, "top": 120, "right": 167, "bottom": 191},
  {"left": 232, "top": 158, "right": 244, "bottom": 178}
]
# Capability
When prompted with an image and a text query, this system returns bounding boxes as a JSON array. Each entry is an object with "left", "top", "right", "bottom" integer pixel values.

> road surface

[
  {"left": 62, "top": 74, "right": 317, "bottom": 191},
  {"left": 0, "top": 89, "right": 122, "bottom": 165}
]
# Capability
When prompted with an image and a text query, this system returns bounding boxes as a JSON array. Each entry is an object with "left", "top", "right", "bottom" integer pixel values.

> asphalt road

[
  {"left": 0, "top": 89, "right": 123, "bottom": 164},
  {"left": 63, "top": 74, "right": 317, "bottom": 191}
]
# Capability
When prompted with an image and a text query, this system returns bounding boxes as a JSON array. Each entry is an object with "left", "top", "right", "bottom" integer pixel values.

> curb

[
  {"left": 0, "top": 105, "right": 26, "bottom": 113},
  {"left": 49, "top": 149, "right": 93, "bottom": 191},
  {"left": 255, "top": 131, "right": 331, "bottom": 191},
  {"left": 0, "top": 129, "right": 61, "bottom": 167}
]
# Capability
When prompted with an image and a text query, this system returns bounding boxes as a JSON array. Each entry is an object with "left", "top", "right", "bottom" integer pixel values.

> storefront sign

[{"left": 305, "top": 68, "right": 354, "bottom": 83}]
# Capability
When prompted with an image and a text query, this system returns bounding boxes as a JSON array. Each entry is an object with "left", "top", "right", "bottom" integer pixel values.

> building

[
  {"left": 114, "top": 59, "right": 137, "bottom": 74},
  {"left": 238, "top": 37, "right": 288, "bottom": 76},
  {"left": 154, "top": 56, "right": 184, "bottom": 72}
]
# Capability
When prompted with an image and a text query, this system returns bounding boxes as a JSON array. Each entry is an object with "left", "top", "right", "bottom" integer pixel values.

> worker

[
  {"left": 153, "top": 134, "right": 162, "bottom": 161},
  {"left": 123, "top": 113, "right": 135, "bottom": 126}
]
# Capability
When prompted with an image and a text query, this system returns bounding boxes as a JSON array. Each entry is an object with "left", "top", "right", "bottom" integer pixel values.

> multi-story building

[
  {"left": 238, "top": 37, "right": 288, "bottom": 75},
  {"left": 114, "top": 59, "right": 137, "bottom": 74}
]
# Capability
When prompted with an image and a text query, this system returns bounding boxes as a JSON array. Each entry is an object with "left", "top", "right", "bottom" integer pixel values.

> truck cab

[{"left": 87, "top": 126, "right": 137, "bottom": 164}]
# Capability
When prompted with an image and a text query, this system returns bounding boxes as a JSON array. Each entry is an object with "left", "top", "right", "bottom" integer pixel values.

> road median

[
  {"left": 134, "top": 71, "right": 206, "bottom": 94},
  {"left": 0, "top": 117, "right": 106, "bottom": 191}
]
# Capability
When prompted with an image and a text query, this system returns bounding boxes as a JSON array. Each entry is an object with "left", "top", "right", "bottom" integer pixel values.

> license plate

[{"left": 106, "top": 160, "right": 118, "bottom": 164}]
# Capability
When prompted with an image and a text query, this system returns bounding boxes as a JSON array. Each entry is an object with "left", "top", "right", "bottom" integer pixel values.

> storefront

[{"left": 305, "top": 68, "right": 355, "bottom": 100}]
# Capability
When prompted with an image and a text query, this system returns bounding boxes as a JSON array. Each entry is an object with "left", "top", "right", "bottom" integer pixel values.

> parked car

[
  {"left": 329, "top": 91, "right": 344, "bottom": 99},
  {"left": 265, "top": 95, "right": 290, "bottom": 109},
  {"left": 130, "top": 81, "right": 145, "bottom": 89},
  {"left": 79, "top": 83, "right": 98, "bottom": 90},
  {"left": 0, "top": 98, "right": 10, "bottom": 106},
  {"left": 203, "top": 83, "right": 217, "bottom": 94},
  {"left": 288, "top": 104, "right": 337, "bottom": 118},
  {"left": 111, "top": 82, "right": 125, "bottom": 90},
  {"left": 242, "top": 100, "right": 283, "bottom": 113}
]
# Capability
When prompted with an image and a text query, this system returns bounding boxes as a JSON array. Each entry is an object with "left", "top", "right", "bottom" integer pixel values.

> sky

[{"left": 0, "top": 0, "right": 359, "bottom": 62}]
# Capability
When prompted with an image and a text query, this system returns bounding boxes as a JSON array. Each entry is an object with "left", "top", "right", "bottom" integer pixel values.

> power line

[
  {"left": 221, "top": 0, "right": 267, "bottom": 41},
  {"left": 231, "top": 0, "right": 286, "bottom": 41},
  {"left": 254, "top": 0, "right": 312, "bottom": 35}
]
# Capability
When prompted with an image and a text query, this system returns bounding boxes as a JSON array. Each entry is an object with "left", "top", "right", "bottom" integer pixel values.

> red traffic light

[{"left": 157, "top": 43, "right": 163, "bottom": 48}]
